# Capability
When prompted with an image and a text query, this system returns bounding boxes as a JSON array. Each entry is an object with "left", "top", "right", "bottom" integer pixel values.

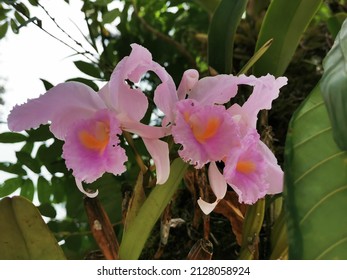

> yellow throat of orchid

[
  {"left": 184, "top": 112, "right": 221, "bottom": 144},
  {"left": 236, "top": 160, "right": 256, "bottom": 174},
  {"left": 79, "top": 121, "right": 110, "bottom": 154}
]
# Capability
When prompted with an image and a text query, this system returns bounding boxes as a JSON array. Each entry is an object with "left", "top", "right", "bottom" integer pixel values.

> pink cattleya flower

[
  {"left": 8, "top": 44, "right": 174, "bottom": 196},
  {"left": 172, "top": 99, "right": 240, "bottom": 168},
  {"left": 168, "top": 72, "right": 287, "bottom": 214}
]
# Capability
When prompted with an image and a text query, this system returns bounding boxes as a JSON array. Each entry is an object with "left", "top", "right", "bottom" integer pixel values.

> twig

[
  {"left": 35, "top": 1, "right": 98, "bottom": 59},
  {"left": 12, "top": 2, "right": 98, "bottom": 64}
]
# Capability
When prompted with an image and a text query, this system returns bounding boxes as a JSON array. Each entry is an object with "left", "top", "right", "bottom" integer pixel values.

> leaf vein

[
  {"left": 300, "top": 185, "right": 347, "bottom": 225},
  {"left": 315, "top": 236, "right": 347, "bottom": 259},
  {"left": 294, "top": 151, "right": 346, "bottom": 184},
  {"left": 293, "top": 101, "right": 324, "bottom": 123},
  {"left": 293, "top": 127, "right": 332, "bottom": 149}
]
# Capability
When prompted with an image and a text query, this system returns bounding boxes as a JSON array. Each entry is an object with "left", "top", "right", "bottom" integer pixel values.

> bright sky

[{"left": 0, "top": 0, "right": 100, "bottom": 183}]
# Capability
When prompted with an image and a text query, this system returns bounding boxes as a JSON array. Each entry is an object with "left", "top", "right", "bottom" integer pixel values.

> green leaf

[
  {"left": 16, "top": 151, "right": 41, "bottom": 173},
  {"left": 0, "top": 132, "right": 27, "bottom": 143},
  {"left": 38, "top": 203, "right": 57, "bottom": 218},
  {"left": 119, "top": 158, "right": 188, "bottom": 260},
  {"left": 94, "top": 0, "right": 113, "bottom": 6},
  {"left": 37, "top": 176, "right": 52, "bottom": 204},
  {"left": 326, "top": 13, "right": 347, "bottom": 39},
  {"left": 284, "top": 85, "right": 347, "bottom": 259},
  {"left": 28, "top": 0, "right": 39, "bottom": 6},
  {"left": 39, "top": 78, "right": 54, "bottom": 90},
  {"left": 0, "top": 196, "right": 65, "bottom": 259},
  {"left": 0, "top": 162, "right": 26, "bottom": 176},
  {"left": 208, "top": 0, "right": 248, "bottom": 74},
  {"left": 0, "top": 177, "right": 22, "bottom": 198},
  {"left": 238, "top": 39, "right": 273, "bottom": 75},
  {"left": 253, "top": 0, "right": 322, "bottom": 76},
  {"left": 27, "top": 124, "right": 53, "bottom": 142},
  {"left": 13, "top": 3, "right": 30, "bottom": 18},
  {"left": 238, "top": 199, "right": 265, "bottom": 259},
  {"left": 103, "top": 8, "right": 120, "bottom": 24},
  {"left": 66, "top": 77, "right": 99, "bottom": 91},
  {"left": 0, "top": 21, "right": 8, "bottom": 39},
  {"left": 14, "top": 11, "right": 25, "bottom": 25},
  {"left": 194, "top": 0, "right": 220, "bottom": 14},
  {"left": 19, "top": 179, "right": 35, "bottom": 201},
  {"left": 320, "top": 19, "right": 347, "bottom": 150},
  {"left": 10, "top": 18, "right": 18, "bottom": 34},
  {"left": 123, "top": 172, "right": 146, "bottom": 233},
  {"left": 73, "top": 60, "right": 101, "bottom": 78},
  {"left": 20, "top": 141, "right": 34, "bottom": 154}
]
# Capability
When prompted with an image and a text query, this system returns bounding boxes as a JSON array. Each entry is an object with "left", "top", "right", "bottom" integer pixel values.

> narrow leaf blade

[
  {"left": 208, "top": 0, "right": 248, "bottom": 74},
  {"left": 119, "top": 158, "right": 188, "bottom": 260},
  {"left": 253, "top": 0, "right": 322, "bottom": 76}
]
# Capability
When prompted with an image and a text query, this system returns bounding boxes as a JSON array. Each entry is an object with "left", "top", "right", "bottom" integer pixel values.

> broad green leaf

[
  {"left": 0, "top": 132, "right": 27, "bottom": 143},
  {"left": 0, "top": 21, "right": 8, "bottom": 39},
  {"left": 74, "top": 60, "right": 101, "bottom": 78},
  {"left": 320, "top": 19, "right": 347, "bottom": 150},
  {"left": 284, "top": 85, "right": 347, "bottom": 259},
  {"left": 208, "top": 0, "right": 248, "bottom": 74},
  {"left": 0, "top": 196, "right": 65, "bottom": 259},
  {"left": 0, "top": 177, "right": 22, "bottom": 198},
  {"left": 119, "top": 158, "right": 188, "bottom": 259},
  {"left": 16, "top": 151, "right": 41, "bottom": 173},
  {"left": 253, "top": 0, "right": 322, "bottom": 76}
]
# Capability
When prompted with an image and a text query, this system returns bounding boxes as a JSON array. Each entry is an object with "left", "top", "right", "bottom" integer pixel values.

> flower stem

[{"left": 123, "top": 131, "right": 148, "bottom": 174}]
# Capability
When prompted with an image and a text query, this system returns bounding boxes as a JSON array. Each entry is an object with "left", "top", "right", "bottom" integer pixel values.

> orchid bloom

[
  {"left": 8, "top": 44, "right": 174, "bottom": 196},
  {"left": 165, "top": 71, "right": 287, "bottom": 214}
]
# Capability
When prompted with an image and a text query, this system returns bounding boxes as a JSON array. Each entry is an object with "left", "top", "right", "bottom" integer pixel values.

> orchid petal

[
  {"left": 172, "top": 100, "right": 240, "bottom": 168},
  {"left": 258, "top": 140, "right": 284, "bottom": 194},
  {"left": 108, "top": 44, "right": 176, "bottom": 122},
  {"left": 177, "top": 69, "right": 199, "bottom": 100},
  {"left": 208, "top": 161, "right": 227, "bottom": 199},
  {"left": 237, "top": 74, "right": 288, "bottom": 127},
  {"left": 121, "top": 119, "right": 169, "bottom": 139},
  {"left": 224, "top": 132, "right": 268, "bottom": 204},
  {"left": 62, "top": 109, "right": 127, "bottom": 184},
  {"left": 197, "top": 198, "right": 220, "bottom": 215},
  {"left": 75, "top": 179, "right": 99, "bottom": 198},
  {"left": 142, "top": 138, "right": 170, "bottom": 185},
  {"left": 8, "top": 82, "right": 106, "bottom": 140},
  {"left": 188, "top": 75, "right": 239, "bottom": 106}
]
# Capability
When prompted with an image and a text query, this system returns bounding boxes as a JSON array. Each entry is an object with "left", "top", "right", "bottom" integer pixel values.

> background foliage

[{"left": 0, "top": 0, "right": 346, "bottom": 259}]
